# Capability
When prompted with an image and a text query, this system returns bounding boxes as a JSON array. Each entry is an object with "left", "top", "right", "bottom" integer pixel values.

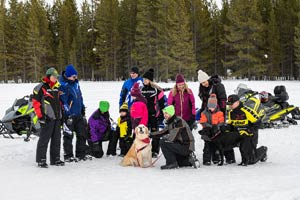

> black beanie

[
  {"left": 143, "top": 68, "right": 154, "bottom": 81},
  {"left": 130, "top": 67, "right": 139, "bottom": 74}
]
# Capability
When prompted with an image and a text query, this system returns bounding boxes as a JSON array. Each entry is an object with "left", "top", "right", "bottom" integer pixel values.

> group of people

[{"left": 32, "top": 65, "right": 267, "bottom": 169}]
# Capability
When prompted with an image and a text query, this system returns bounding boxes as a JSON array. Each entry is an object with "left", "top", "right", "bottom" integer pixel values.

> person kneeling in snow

[
  {"left": 218, "top": 95, "right": 268, "bottom": 166},
  {"left": 88, "top": 101, "right": 112, "bottom": 158},
  {"left": 150, "top": 105, "right": 199, "bottom": 170}
]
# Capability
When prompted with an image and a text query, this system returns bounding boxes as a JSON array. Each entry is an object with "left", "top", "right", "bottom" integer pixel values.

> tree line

[{"left": 1, "top": 0, "right": 300, "bottom": 82}]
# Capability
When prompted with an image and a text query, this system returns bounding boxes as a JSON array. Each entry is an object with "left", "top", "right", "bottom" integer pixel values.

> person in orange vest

[{"left": 199, "top": 94, "right": 224, "bottom": 166}]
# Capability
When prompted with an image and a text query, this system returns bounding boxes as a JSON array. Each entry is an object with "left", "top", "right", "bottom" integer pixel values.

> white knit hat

[{"left": 198, "top": 70, "right": 209, "bottom": 83}]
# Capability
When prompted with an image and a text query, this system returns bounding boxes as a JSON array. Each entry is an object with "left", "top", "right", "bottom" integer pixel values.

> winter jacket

[
  {"left": 130, "top": 95, "right": 148, "bottom": 130},
  {"left": 167, "top": 88, "right": 196, "bottom": 122},
  {"left": 227, "top": 103, "right": 260, "bottom": 137},
  {"left": 119, "top": 77, "right": 143, "bottom": 109},
  {"left": 198, "top": 75, "right": 227, "bottom": 116},
  {"left": 151, "top": 115, "right": 195, "bottom": 152},
  {"left": 141, "top": 83, "right": 165, "bottom": 117},
  {"left": 32, "top": 77, "right": 62, "bottom": 120},
  {"left": 117, "top": 114, "right": 132, "bottom": 138},
  {"left": 88, "top": 109, "right": 111, "bottom": 142},
  {"left": 59, "top": 71, "right": 85, "bottom": 117},
  {"left": 200, "top": 108, "right": 224, "bottom": 128}
]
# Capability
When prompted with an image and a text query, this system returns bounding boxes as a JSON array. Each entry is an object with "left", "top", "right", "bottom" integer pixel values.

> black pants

[
  {"left": 148, "top": 113, "right": 160, "bottom": 154},
  {"left": 88, "top": 141, "right": 104, "bottom": 158},
  {"left": 63, "top": 116, "right": 87, "bottom": 159},
  {"left": 36, "top": 119, "right": 61, "bottom": 163},
  {"left": 224, "top": 149, "right": 236, "bottom": 162},
  {"left": 203, "top": 141, "right": 220, "bottom": 163},
  {"left": 107, "top": 130, "right": 119, "bottom": 156},
  {"left": 160, "top": 140, "right": 190, "bottom": 166}
]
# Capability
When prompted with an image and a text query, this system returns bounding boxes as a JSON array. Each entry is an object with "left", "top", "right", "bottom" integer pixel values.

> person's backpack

[{"left": 274, "top": 85, "right": 289, "bottom": 103}]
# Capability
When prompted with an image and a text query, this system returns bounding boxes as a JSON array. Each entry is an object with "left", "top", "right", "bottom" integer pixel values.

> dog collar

[{"left": 141, "top": 138, "right": 150, "bottom": 144}]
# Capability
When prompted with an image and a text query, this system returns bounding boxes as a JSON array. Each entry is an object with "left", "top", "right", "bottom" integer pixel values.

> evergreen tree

[
  {"left": 294, "top": 0, "right": 300, "bottom": 79},
  {"left": 275, "top": 0, "right": 299, "bottom": 79},
  {"left": 118, "top": 0, "right": 137, "bottom": 79},
  {"left": 224, "top": 0, "right": 265, "bottom": 79},
  {"left": 133, "top": 0, "right": 160, "bottom": 74},
  {"left": 25, "top": 0, "right": 52, "bottom": 81},
  {"left": 57, "top": 0, "right": 79, "bottom": 68},
  {"left": 0, "top": 0, "right": 7, "bottom": 82},
  {"left": 266, "top": 5, "right": 281, "bottom": 78},
  {"left": 95, "top": 0, "right": 119, "bottom": 80},
  {"left": 77, "top": 0, "right": 93, "bottom": 80},
  {"left": 189, "top": 0, "right": 215, "bottom": 74}
]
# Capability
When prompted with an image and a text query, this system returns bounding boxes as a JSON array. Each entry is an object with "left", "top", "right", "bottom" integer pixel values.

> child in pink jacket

[{"left": 130, "top": 82, "right": 148, "bottom": 130}]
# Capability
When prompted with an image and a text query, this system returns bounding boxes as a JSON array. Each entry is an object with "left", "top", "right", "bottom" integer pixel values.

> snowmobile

[
  {"left": 234, "top": 83, "right": 299, "bottom": 129},
  {"left": 0, "top": 95, "right": 40, "bottom": 141}
]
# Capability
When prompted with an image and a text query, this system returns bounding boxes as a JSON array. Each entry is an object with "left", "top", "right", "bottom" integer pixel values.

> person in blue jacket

[
  {"left": 119, "top": 67, "right": 143, "bottom": 109},
  {"left": 59, "top": 64, "right": 88, "bottom": 162}
]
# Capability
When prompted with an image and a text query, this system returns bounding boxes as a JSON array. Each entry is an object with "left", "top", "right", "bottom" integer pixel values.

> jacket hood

[{"left": 209, "top": 75, "right": 222, "bottom": 85}]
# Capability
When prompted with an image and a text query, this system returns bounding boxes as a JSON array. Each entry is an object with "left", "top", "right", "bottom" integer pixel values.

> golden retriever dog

[{"left": 121, "top": 124, "right": 152, "bottom": 168}]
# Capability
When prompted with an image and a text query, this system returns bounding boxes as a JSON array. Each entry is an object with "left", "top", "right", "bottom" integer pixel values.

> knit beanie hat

[
  {"left": 198, "top": 70, "right": 209, "bottom": 83},
  {"left": 46, "top": 67, "right": 59, "bottom": 78},
  {"left": 143, "top": 68, "right": 154, "bottom": 81},
  {"left": 227, "top": 94, "right": 240, "bottom": 105},
  {"left": 207, "top": 94, "right": 218, "bottom": 109},
  {"left": 130, "top": 82, "right": 141, "bottom": 97},
  {"left": 65, "top": 65, "right": 78, "bottom": 78},
  {"left": 99, "top": 101, "right": 110, "bottom": 113},
  {"left": 130, "top": 66, "right": 139, "bottom": 74},
  {"left": 176, "top": 74, "right": 185, "bottom": 84},
  {"left": 163, "top": 105, "right": 175, "bottom": 117},
  {"left": 119, "top": 103, "right": 128, "bottom": 112}
]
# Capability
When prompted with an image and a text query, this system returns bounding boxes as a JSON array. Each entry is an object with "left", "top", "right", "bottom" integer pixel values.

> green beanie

[
  {"left": 46, "top": 67, "right": 59, "bottom": 78},
  {"left": 99, "top": 101, "right": 110, "bottom": 113},
  {"left": 163, "top": 105, "right": 175, "bottom": 116}
]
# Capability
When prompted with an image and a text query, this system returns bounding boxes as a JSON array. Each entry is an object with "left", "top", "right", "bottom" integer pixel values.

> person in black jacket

[
  {"left": 150, "top": 105, "right": 197, "bottom": 170},
  {"left": 32, "top": 67, "right": 64, "bottom": 168},
  {"left": 142, "top": 68, "right": 166, "bottom": 158},
  {"left": 220, "top": 94, "right": 268, "bottom": 166},
  {"left": 197, "top": 69, "right": 235, "bottom": 164}
]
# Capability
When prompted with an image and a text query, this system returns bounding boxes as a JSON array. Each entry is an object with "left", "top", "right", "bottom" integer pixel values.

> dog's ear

[{"left": 134, "top": 127, "right": 138, "bottom": 135}]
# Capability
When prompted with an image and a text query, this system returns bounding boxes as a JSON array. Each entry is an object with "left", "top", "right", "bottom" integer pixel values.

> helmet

[{"left": 259, "top": 91, "right": 269, "bottom": 103}]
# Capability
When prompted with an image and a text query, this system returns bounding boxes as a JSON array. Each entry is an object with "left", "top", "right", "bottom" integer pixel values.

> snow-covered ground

[{"left": 0, "top": 80, "right": 300, "bottom": 200}]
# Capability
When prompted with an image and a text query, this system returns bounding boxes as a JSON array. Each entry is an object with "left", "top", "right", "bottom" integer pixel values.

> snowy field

[{"left": 0, "top": 80, "right": 300, "bottom": 200}]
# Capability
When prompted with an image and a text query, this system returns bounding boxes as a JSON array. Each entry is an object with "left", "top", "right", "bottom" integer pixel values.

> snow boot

[
  {"left": 203, "top": 161, "right": 211, "bottom": 166},
  {"left": 50, "top": 160, "right": 65, "bottom": 166},
  {"left": 160, "top": 162, "right": 179, "bottom": 170},
  {"left": 64, "top": 156, "right": 78, "bottom": 163},
  {"left": 189, "top": 152, "right": 200, "bottom": 168},
  {"left": 37, "top": 159, "right": 48, "bottom": 168}
]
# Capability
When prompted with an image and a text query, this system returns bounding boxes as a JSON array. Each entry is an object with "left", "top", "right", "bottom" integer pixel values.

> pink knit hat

[
  {"left": 176, "top": 74, "right": 185, "bottom": 84},
  {"left": 130, "top": 82, "right": 141, "bottom": 97}
]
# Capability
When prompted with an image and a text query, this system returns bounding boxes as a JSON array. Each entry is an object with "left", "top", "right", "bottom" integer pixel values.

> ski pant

[
  {"left": 119, "top": 138, "right": 132, "bottom": 155},
  {"left": 63, "top": 116, "right": 88, "bottom": 159},
  {"left": 160, "top": 139, "right": 191, "bottom": 167},
  {"left": 88, "top": 141, "right": 104, "bottom": 158},
  {"left": 213, "top": 130, "right": 257, "bottom": 163},
  {"left": 107, "top": 130, "right": 119, "bottom": 156},
  {"left": 203, "top": 141, "right": 220, "bottom": 163},
  {"left": 148, "top": 113, "right": 160, "bottom": 154},
  {"left": 224, "top": 149, "right": 236, "bottom": 163},
  {"left": 36, "top": 119, "right": 61, "bottom": 163}
]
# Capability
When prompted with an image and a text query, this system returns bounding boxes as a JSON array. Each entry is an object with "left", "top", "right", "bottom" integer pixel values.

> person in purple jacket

[
  {"left": 168, "top": 74, "right": 196, "bottom": 130},
  {"left": 88, "top": 101, "right": 111, "bottom": 158}
]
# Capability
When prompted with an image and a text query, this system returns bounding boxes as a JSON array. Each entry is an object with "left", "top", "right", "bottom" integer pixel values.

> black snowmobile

[
  {"left": 234, "top": 83, "right": 299, "bottom": 129},
  {"left": 0, "top": 95, "right": 40, "bottom": 141}
]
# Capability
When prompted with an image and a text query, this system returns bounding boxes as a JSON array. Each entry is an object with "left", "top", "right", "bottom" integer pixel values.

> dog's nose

[{"left": 139, "top": 127, "right": 144, "bottom": 134}]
